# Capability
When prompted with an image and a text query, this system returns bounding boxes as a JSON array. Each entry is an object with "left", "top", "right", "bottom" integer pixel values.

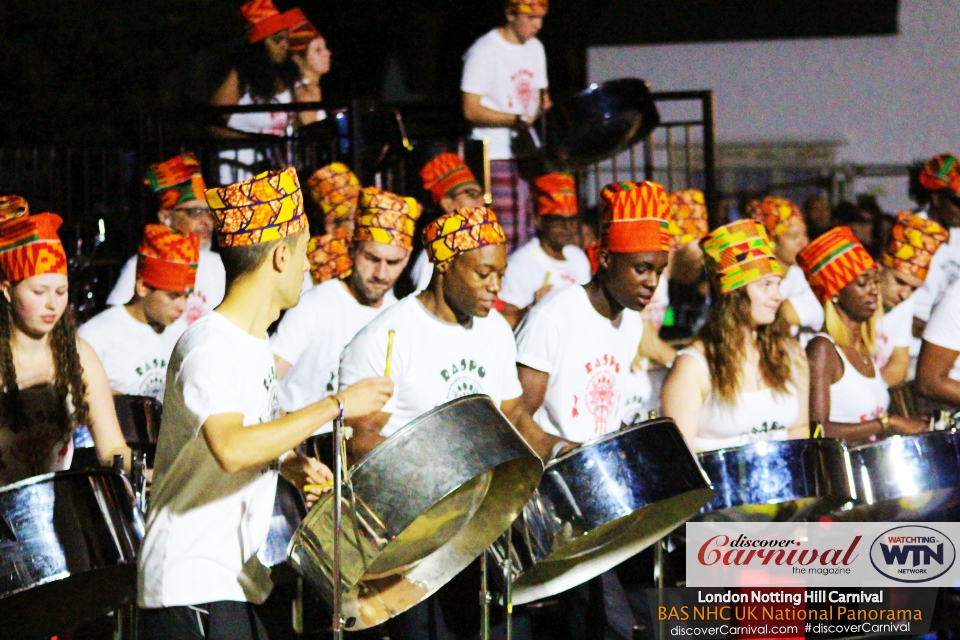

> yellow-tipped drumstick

[
  {"left": 385, "top": 330, "right": 396, "bottom": 377},
  {"left": 304, "top": 481, "right": 334, "bottom": 493},
  {"left": 542, "top": 271, "right": 551, "bottom": 288}
]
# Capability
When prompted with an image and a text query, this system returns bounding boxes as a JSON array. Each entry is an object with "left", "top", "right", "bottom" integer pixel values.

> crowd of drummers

[{"left": 4, "top": 0, "right": 960, "bottom": 638}]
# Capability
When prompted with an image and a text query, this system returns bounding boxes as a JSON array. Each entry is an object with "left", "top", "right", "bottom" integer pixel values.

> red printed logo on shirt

[
  {"left": 581, "top": 354, "right": 622, "bottom": 436},
  {"left": 510, "top": 69, "right": 535, "bottom": 114},
  {"left": 185, "top": 291, "right": 207, "bottom": 325}
]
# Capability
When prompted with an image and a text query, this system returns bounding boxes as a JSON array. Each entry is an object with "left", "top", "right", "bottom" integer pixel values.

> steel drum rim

[
  {"left": 0, "top": 467, "right": 127, "bottom": 494},
  {"left": 697, "top": 436, "right": 844, "bottom": 460},
  {"left": 849, "top": 428, "right": 958, "bottom": 452},
  {"left": 550, "top": 417, "right": 669, "bottom": 466}
]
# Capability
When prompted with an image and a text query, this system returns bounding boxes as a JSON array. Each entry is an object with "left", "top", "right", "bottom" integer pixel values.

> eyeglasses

[{"left": 173, "top": 208, "right": 211, "bottom": 218}]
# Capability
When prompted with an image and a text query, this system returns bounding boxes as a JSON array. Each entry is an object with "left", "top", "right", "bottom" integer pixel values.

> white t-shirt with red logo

[
  {"left": 461, "top": 29, "right": 548, "bottom": 160},
  {"left": 922, "top": 278, "right": 960, "bottom": 383},
  {"left": 515, "top": 285, "right": 644, "bottom": 443},
  {"left": 106, "top": 248, "right": 226, "bottom": 327},
  {"left": 499, "top": 239, "right": 592, "bottom": 309},
  {"left": 875, "top": 297, "right": 914, "bottom": 373},
  {"left": 339, "top": 296, "right": 523, "bottom": 438}
]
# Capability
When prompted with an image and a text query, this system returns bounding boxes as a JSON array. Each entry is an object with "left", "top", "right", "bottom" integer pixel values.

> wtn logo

[{"left": 870, "top": 526, "right": 956, "bottom": 583}]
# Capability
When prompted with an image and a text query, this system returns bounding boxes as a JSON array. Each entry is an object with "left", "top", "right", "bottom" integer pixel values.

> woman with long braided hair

[{"left": 0, "top": 212, "right": 128, "bottom": 485}]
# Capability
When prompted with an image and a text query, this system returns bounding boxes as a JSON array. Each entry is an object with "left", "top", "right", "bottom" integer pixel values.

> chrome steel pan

[
  {"left": 834, "top": 430, "right": 960, "bottom": 521},
  {"left": 287, "top": 394, "right": 542, "bottom": 630},
  {"left": 0, "top": 469, "right": 144, "bottom": 638},
  {"left": 494, "top": 417, "right": 713, "bottom": 605},
  {"left": 697, "top": 438, "right": 853, "bottom": 521}
]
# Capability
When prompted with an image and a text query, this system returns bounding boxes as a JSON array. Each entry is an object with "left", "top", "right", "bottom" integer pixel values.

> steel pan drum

[
  {"left": 833, "top": 430, "right": 960, "bottom": 521},
  {"left": 493, "top": 417, "right": 713, "bottom": 605},
  {"left": 697, "top": 438, "right": 853, "bottom": 521},
  {"left": 287, "top": 395, "right": 542, "bottom": 630},
  {"left": 0, "top": 469, "right": 144, "bottom": 638}
]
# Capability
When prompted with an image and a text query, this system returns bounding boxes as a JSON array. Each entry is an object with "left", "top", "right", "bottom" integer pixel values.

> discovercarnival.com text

[{"left": 669, "top": 622, "right": 912, "bottom": 636}]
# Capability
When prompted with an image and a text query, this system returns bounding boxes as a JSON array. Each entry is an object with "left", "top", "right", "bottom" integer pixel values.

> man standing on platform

[
  {"left": 108, "top": 153, "right": 225, "bottom": 326},
  {"left": 461, "top": 0, "right": 550, "bottom": 249},
  {"left": 80, "top": 225, "right": 199, "bottom": 402}
]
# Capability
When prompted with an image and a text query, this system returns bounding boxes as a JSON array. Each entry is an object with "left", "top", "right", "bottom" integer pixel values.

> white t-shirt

[
  {"left": 339, "top": 296, "right": 523, "bottom": 437},
  {"left": 499, "top": 239, "right": 592, "bottom": 309},
  {"left": 875, "top": 297, "right": 914, "bottom": 373},
  {"left": 272, "top": 280, "right": 397, "bottom": 417},
  {"left": 515, "top": 285, "right": 644, "bottom": 443},
  {"left": 409, "top": 249, "right": 434, "bottom": 295},
  {"left": 139, "top": 312, "right": 280, "bottom": 608},
  {"left": 106, "top": 249, "right": 226, "bottom": 327},
  {"left": 78, "top": 305, "right": 185, "bottom": 402},
  {"left": 461, "top": 29, "right": 548, "bottom": 160},
  {"left": 912, "top": 226, "right": 960, "bottom": 321},
  {"left": 781, "top": 264, "right": 824, "bottom": 334},
  {"left": 922, "top": 278, "right": 960, "bottom": 383}
]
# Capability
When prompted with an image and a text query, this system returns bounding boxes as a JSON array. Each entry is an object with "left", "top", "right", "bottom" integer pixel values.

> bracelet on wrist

[
  {"left": 333, "top": 394, "right": 345, "bottom": 421},
  {"left": 877, "top": 411, "right": 890, "bottom": 434}
]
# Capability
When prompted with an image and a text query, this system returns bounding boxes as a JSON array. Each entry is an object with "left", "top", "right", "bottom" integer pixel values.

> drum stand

[
  {"left": 332, "top": 410, "right": 349, "bottom": 640},
  {"left": 480, "top": 537, "right": 514, "bottom": 640}
]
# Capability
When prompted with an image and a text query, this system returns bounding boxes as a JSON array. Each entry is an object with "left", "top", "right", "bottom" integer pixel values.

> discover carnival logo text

[{"left": 687, "top": 522, "right": 960, "bottom": 588}]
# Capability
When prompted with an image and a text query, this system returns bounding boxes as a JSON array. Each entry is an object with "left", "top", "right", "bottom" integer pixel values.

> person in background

[
  {"left": 301, "top": 162, "right": 363, "bottom": 288},
  {"left": 832, "top": 200, "right": 877, "bottom": 257},
  {"left": 273, "top": 187, "right": 417, "bottom": 420},
  {"left": 875, "top": 212, "right": 948, "bottom": 386},
  {"left": 81, "top": 226, "right": 199, "bottom": 402},
  {"left": 461, "top": 0, "right": 550, "bottom": 249},
  {"left": 287, "top": 10, "right": 331, "bottom": 126},
  {"left": 500, "top": 172, "right": 591, "bottom": 328},
  {"left": 799, "top": 227, "right": 927, "bottom": 442},
  {"left": 803, "top": 193, "right": 832, "bottom": 239},
  {"left": 410, "top": 152, "right": 487, "bottom": 293},
  {"left": 662, "top": 219, "right": 808, "bottom": 451},
  {"left": 909, "top": 153, "right": 960, "bottom": 338},
  {"left": 0, "top": 212, "right": 129, "bottom": 486},
  {"left": 108, "top": 154, "right": 225, "bottom": 327},
  {"left": 916, "top": 277, "right": 960, "bottom": 413},
  {"left": 751, "top": 196, "right": 822, "bottom": 340}
]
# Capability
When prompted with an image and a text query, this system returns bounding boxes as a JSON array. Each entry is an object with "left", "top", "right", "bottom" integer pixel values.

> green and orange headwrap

[
  {"left": 306, "top": 163, "right": 361, "bottom": 222},
  {"left": 145, "top": 153, "right": 207, "bottom": 210},
  {"left": 796, "top": 226, "right": 876, "bottom": 303},
  {"left": 355, "top": 187, "right": 421, "bottom": 251},
  {"left": 701, "top": 219, "right": 782, "bottom": 294},
  {"left": 307, "top": 228, "right": 352, "bottom": 285},
  {"left": 0, "top": 213, "right": 68, "bottom": 282},
  {"left": 881, "top": 211, "right": 949, "bottom": 282},
  {"left": 599, "top": 180, "right": 671, "bottom": 253},
  {"left": 919, "top": 153, "right": 960, "bottom": 196},
  {"left": 666, "top": 189, "right": 708, "bottom": 246},
  {"left": 0, "top": 195, "right": 29, "bottom": 221},
  {"left": 507, "top": 0, "right": 548, "bottom": 14},
  {"left": 420, "top": 153, "right": 480, "bottom": 205},
  {"left": 533, "top": 173, "right": 577, "bottom": 216},
  {"left": 136, "top": 225, "right": 200, "bottom": 293},
  {"left": 205, "top": 167, "right": 308, "bottom": 247},
  {"left": 423, "top": 207, "right": 506, "bottom": 264}
]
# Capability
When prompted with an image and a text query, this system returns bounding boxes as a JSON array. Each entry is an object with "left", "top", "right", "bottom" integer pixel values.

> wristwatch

[{"left": 877, "top": 411, "right": 891, "bottom": 434}]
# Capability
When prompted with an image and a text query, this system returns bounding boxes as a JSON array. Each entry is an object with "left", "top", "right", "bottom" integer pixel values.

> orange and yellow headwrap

[
  {"left": 205, "top": 167, "right": 308, "bottom": 247},
  {"left": 796, "top": 226, "right": 876, "bottom": 303},
  {"left": 919, "top": 153, "right": 960, "bottom": 196},
  {"left": 240, "top": 0, "right": 299, "bottom": 43},
  {"left": 286, "top": 9, "right": 321, "bottom": 51},
  {"left": 0, "top": 195, "right": 29, "bottom": 221},
  {"left": 881, "top": 211, "right": 949, "bottom": 282},
  {"left": 423, "top": 207, "right": 506, "bottom": 264},
  {"left": 420, "top": 154, "right": 479, "bottom": 205},
  {"left": 666, "top": 189, "right": 708, "bottom": 246},
  {"left": 507, "top": 0, "right": 548, "bottom": 14},
  {"left": 534, "top": 173, "right": 577, "bottom": 216},
  {"left": 306, "top": 163, "right": 361, "bottom": 222},
  {"left": 753, "top": 196, "right": 805, "bottom": 240},
  {"left": 700, "top": 219, "right": 782, "bottom": 295},
  {"left": 0, "top": 213, "right": 68, "bottom": 282},
  {"left": 307, "top": 228, "right": 352, "bottom": 285},
  {"left": 136, "top": 225, "right": 200, "bottom": 293},
  {"left": 355, "top": 188, "right": 421, "bottom": 251},
  {"left": 599, "top": 181, "right": 671, "bottom": 253},
  {"left": 145, "top": 153, "right": 207, "bottom": 210}
]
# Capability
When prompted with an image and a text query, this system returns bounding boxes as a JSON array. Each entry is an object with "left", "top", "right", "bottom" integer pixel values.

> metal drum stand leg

[{"left": 332, "top": 407, "right": 350, "bottom": 640}]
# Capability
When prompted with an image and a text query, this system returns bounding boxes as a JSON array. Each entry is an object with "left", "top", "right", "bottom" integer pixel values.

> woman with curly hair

[
  {"left": 661, "top": 219, "right": 809, "bottom": 452},
  {"left": 0, "top": 213, "right": 128, "bottom": 485},
  {"left": 799, "top": 226, "right": 928, "bottom": 441}
]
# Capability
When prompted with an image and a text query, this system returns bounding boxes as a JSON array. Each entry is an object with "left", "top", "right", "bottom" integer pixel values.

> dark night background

[{"left": 0, "top": 0, "right": 898, "bottom": 144}]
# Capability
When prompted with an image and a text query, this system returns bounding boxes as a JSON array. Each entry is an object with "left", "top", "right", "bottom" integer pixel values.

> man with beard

[{"left": 272, "top": 187, "right": 419, "bottom": 422}]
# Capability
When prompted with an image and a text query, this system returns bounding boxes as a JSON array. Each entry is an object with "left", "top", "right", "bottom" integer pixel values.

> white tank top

[
  {"left": 679, "top": 348, "right": 798, "bottom": 452},
  {"left": 816, "top": 333, "right": 890, "bottom": 423},
  {"left": 226, "top": 90, "right": 292, "bottom": 136}
]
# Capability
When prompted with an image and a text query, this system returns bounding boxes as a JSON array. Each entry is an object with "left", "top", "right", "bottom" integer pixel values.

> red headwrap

[
  {"left": 533, "top": 173, "right": 577, "bottom": 216},
  {"left": 919, "top": 153, "right": 960, "bottom": 196},
  {"left": 599, "top": 181, "right": 671, "bottom": 253},
  {"left": 420, "top": 154, "right": 480, "bottom": 205},
  {"left": 796, "top": 226, "right": 876, "bottom": 303},
  {"left": 240, "top": 0, "right": 300, "bottom": 43},
  {"left": 136, "top": 225, "right": 200, "bottom": 293},
  {"left": 0, "top": 213, "right": 68, "bottom": 282},
  {"left": 144, "top": 153, "right": 207, "bottom": 210}
]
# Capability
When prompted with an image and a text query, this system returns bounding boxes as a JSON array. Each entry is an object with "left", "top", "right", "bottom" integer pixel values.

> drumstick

[
  {"left": 542, "top": 272, "right": 551, "bottom": 288},
  {"left": 304, "top": 481, "right": 334, "bottom": 493},
  {"left": 385, "top": 330, "right": 396, "bottom": 377}
]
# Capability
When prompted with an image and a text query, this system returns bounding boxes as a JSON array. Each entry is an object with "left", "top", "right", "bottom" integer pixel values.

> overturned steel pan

[
  {"left": 492, "top": 417, "right": 713, "bottom": 605},
  {"left": 697, "top": 438, "right": 854, "bottom": 522},
  {"left": 831, "top": 430, "right": 960, "bottom": 521},
  {"left": 0, "top": 468, "right": 144, "bottom": 639},
  {"left": 545, "top": 78, "right": 660, "bottom": 170},
  {"left": 287, "top": 394, "right": 542, "bottom": 630}
]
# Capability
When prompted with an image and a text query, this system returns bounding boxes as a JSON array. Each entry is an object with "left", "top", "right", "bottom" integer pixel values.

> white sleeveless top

[
  {"left": 816, "top": 333, "right": 889, "bottom": 423},
  {"left": 226, "top": 89, "right": 292, "bottom": 135},
  {"left": 679, "top": 348, "right": 798, "bottom": 452}
]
